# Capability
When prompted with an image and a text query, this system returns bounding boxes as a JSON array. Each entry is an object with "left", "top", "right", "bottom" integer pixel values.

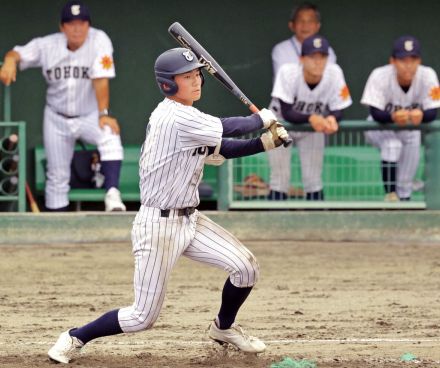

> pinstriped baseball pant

[
  {"left": 118, "top": 206, "right": 260, "bottom": 333},
  {"left": 43, "top": 106, "right": 123, "bottom": 209}
]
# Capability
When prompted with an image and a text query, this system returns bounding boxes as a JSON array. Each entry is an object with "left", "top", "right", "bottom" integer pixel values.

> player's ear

[
  {"left": 288, "top": 21, "right": 295, "bottom": 33},
  {"left": 389, "top": 57, "right": 395, "bottom": 65}
]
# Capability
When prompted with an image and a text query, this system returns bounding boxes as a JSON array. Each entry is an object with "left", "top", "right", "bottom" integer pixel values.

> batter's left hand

[{"left": 99, "top": 115, "right": 120, "bottom": 134}]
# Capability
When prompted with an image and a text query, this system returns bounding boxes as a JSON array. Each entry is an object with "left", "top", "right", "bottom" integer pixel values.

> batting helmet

[{"left": 154, "top": 48, "right": 205, "bottom": 96}]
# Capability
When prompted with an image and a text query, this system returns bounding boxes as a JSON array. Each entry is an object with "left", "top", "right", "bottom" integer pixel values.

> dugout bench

[{"left": 35, "top": 145, "right": 219, "bottom": 210}]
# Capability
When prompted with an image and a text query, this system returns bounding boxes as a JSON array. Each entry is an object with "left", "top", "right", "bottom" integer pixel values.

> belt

[
  {"left": 55, "top": 111, "right": 80, "bottom": 119},
  {"left": 160, "top": 207, "right": 196, "bottom": 218}
]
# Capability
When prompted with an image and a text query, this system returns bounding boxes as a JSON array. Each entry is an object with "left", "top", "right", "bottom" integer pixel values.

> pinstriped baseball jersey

[
  {"left": 139, "top": 98, "right": 222, "bottom": 209},
  {"left": 361, "top": 64, "right": 440, "bottom": 111},
  {"left": 272, "top": 63, "right": 352, "bottom": 113},
  {"left": 14, "top": 27, "right": 115, "bottom": 116}
]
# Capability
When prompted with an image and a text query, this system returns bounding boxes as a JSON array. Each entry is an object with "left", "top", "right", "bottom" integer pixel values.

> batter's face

[
  {"left": 289, "top": 9, "right": 321, "bottom": 43},
  {"left": 171, "top": 68, "right": 203, "bottom": 106},
  {"left": 391, "top": 56, "right": 421, "bottom": 86},
  {"left": 60, "top": 20, "right": 90, "bottom": 51},
  {"left": 301, "top": 53, "right": 328, "bottom": 83}
]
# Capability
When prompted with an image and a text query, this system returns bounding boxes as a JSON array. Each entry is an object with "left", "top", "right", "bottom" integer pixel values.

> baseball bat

[
  {"left": 168, "top": 22, "right": 292, "bottom": 147},
  {"left": 25, "top": 182, "right": 40, "bottom": 213}
]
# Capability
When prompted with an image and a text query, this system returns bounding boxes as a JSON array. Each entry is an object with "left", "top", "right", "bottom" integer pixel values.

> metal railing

[
  {"left": 0, "top": 73, "right": 27, "bottom": 212},
  {"left": 217, "top": 120, "right": 440, "bottom": 210}
]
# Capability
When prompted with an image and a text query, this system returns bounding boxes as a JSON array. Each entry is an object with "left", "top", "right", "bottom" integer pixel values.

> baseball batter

[
  {"left": 47, "top": 47, "right": 288, "bottom": 363},
  {"left": 269, "top": 34, "right": 352, "bottom": 200},
  {"left": 361, "top": 35, "right": 440, "bottom": 201},
  {"left": 0, "top": 1, "right": 125, "bottom": 211}
]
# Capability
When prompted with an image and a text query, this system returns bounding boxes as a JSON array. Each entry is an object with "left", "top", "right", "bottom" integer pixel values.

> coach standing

[{"left": 0, "top": 0, "right": 126, "bottom": 211}]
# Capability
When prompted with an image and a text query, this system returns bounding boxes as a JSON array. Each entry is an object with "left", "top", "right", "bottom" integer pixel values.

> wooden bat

[
  {"left": 25, "top": 182, "right": 40, "bottom": 213},
  {"left": 168, "top": 22, "right": 292, "bottom": 147}
]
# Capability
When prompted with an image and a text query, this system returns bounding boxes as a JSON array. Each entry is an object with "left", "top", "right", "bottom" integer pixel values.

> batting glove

[
  {"left": 258, "top": 108, "right": 278, "bottom": 129},
  {"left": 260, "top": 123, "right": 289, "bottom": 151}
]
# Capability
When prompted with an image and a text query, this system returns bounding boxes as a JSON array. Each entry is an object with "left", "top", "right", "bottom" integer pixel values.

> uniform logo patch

[
  {"left": 313, "top": 38, "right": 322, "bottom": 49},
  {"left": 339, "top": 85, "right": 350, "bottom": 100},
  {"left": 182, "top": 50, "right": 193, "bottom": 61},
  {"left": 71, "top": 5, "right": 81, "bottom": 15},
  {"left": 404, "top": 40, "right": 414, "bottom": 51},
  {"left": 100, "top": 55, "right": 113, "bottom": 70},
  {"left": 429, "top": 86, "right": 440, "bottom": 101}
]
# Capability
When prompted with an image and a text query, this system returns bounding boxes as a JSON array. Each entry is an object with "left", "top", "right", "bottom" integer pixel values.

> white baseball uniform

[
  {"left": 14, "top": 27, "right": 123, "bottom": 209},
  {"left": 269, "top": 36, "right": 338, "bottom": 195},
  {"left": 118, "top": 98, "right": 259, "bottom": 332},
  {"left": 269, "top": 63, "right": 352, "bottom": 194},
  {"left": 361, "top": 64, "right": 440, "bottom": 198}
]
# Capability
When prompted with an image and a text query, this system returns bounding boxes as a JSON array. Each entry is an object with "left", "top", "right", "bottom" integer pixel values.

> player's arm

[
  {"left": 92, "top": 78, "right": 120, "bottom": 134},
  {"left": 421, "top": 108, "right": 437, "bottom": 123},
  {"left": 0, "top": 50, "right": 20, "bottom": 86},
  {"left": 207, "top": 125, "right": 288, "bottom": 159},
  {"left": 220, "top": 108, "right": 278, "bottom": 137}
]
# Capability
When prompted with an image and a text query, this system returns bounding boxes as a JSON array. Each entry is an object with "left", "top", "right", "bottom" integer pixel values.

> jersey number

[{"left": 192, "top": 147, "right": 207, "bottom": 156}]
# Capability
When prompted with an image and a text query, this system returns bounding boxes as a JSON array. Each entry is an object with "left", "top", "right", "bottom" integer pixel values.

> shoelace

[
  {"left": 61, "top": 337, "right": 82, "bottom": 355},
  {"left": 230, "top": 324, "right": 254, "bottom": 342}
]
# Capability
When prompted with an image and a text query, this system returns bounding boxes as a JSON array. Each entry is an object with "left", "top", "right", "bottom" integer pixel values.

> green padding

[{"left": 34, "top": 145, "right": 218, "bottom": 201}]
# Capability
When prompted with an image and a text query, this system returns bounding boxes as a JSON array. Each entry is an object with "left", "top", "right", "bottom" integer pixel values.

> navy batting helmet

[{"left": 154, "top": 48, "right": 205, "bottom": 96}]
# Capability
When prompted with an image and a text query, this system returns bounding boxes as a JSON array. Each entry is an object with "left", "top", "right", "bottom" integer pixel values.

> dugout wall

[{"left": 1, "top": 0, "right": 440, "bottom": 207}]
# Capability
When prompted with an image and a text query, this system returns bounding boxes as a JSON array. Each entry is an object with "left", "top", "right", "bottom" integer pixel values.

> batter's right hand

[
  {"left": 0, "top": 60, "right": 17, "bottom": 86},
  {"left": 392, "top": 109, "right": 409, "bottom": 126}
]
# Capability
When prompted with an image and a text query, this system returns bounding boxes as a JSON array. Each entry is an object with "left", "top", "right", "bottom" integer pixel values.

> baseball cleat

[
  {"left": 105, "top": 187, "right": 126, "bottom": 211},
  {"left": 48, "top": 330, "right": 84, "bottom": 364},
  {"left": 208, "top": 321, "right": 266, "bottom": 353}
]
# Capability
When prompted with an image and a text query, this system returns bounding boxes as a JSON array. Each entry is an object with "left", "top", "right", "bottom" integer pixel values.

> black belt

[
  {"left": 56, "top": 111, "right": 80, "bottom": 119},
  {"left": 160, "top": 207, "right": 196, "bottom": 218}
]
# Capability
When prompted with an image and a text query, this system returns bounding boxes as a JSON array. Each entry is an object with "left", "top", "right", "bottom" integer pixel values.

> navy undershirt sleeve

[
  {"left": 280, "top": 100, "right": 343, "bottom": 123},
  {"left": 370, "top": 106, "right": 437, "bottom": 124},
  {"left": 280, "top": 100, "right": 310, "bottom": 124},
  {"left": 422, "top": 108, "right": 437, "bottom": 123},
  {"left": 329, "top": 109, "right": 343, "bottom": 122},
  {"left": 207, "top": 138, "right": 264, "bottom": 159},
  {"left": 220, "top": 114, "right": 263, "bottom": 137},
  {"left": 370, "top": 106, "right": 392, "bottom": 124}
]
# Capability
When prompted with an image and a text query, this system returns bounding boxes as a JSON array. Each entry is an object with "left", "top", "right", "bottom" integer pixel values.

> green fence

[
  {"left": 0, "top": 77, "right": 27, "bottom": 212},
  {"left": 218, "top": 120, "right": 440, "bottom": 210}
]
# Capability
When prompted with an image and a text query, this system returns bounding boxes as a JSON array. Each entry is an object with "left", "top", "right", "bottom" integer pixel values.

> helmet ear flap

[
  {"left": 200, "top": 69, "right": 205, "bottom": 87},
  {"left": 156, "top": 76, "right": 178, "bottom": 96}
]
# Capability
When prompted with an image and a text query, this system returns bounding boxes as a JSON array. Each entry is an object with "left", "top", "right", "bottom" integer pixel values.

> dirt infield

[{"left": 0, "top": 240, "right": 439, "bottom": 367}]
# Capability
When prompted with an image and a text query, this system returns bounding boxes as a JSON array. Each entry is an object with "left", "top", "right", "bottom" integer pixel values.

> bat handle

[{"left": 248, "top": 104, "right": 292, "bottom": 147}]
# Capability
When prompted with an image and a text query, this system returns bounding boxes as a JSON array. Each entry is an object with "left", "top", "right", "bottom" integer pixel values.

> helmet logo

[
  {"left": 313, "top": 38, "right": 322, "bottom": 49},
  {"left": 404, "top": 40, "right": 414, "bottom": 51},
  {"left": 71, "top": 5, "right": 81, "bottom": 15},
  {"left": 182, "top": 50, "right": 194, "bottom": 62}
]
